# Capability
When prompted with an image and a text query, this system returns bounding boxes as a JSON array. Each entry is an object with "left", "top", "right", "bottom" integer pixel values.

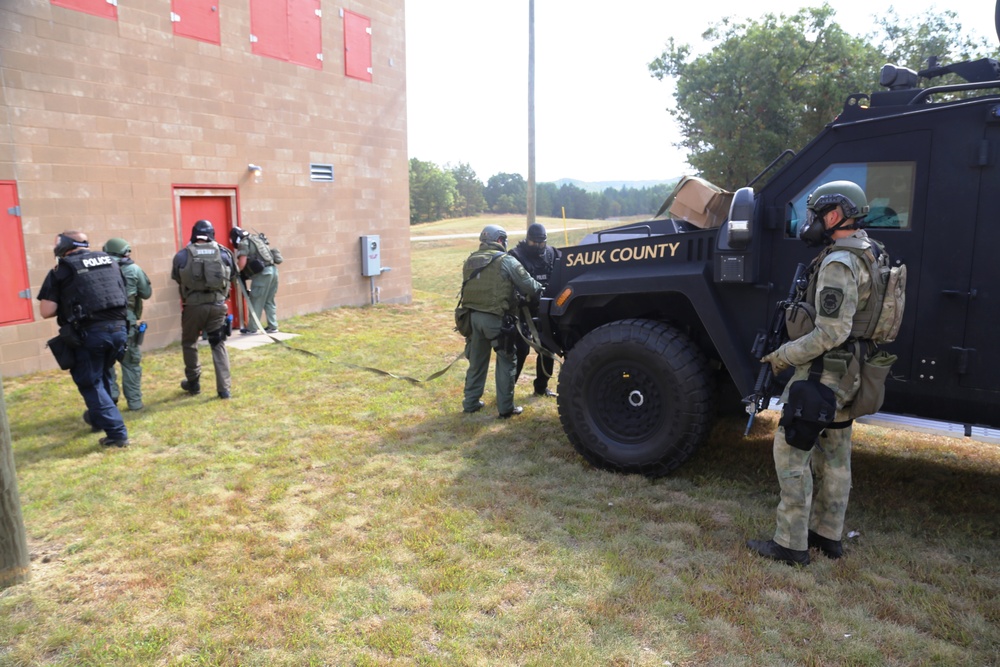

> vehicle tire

[{"left": 557, "top": 319, "right": 713, "bottom": 477}]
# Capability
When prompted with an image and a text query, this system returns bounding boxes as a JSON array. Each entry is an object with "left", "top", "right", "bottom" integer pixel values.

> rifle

[{"left": 743, "top": 262, "right": 807, "bottom": 435}]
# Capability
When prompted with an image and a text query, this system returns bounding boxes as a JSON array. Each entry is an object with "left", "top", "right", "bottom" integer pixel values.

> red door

[
  {"left": 0, "top": 182, "right": 33, "bottom": 326},
  {"left": 176, "top": 192, "right": 241, "bottom": 319}
]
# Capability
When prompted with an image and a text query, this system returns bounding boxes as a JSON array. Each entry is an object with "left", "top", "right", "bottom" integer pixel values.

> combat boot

[
  {"left": 747, "top": 539, "right": 810, "bottom": 566},
  {"left": 808, "top": 530, "right": 844, "bottom": 559},
  {"left": 181, "top": 379, "right": 201, "bottom": 395}
]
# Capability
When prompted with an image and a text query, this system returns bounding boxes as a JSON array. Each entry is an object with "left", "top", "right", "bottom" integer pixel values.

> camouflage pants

[{"left": 772, "top": 423, "right": 853, "bottom": 551}]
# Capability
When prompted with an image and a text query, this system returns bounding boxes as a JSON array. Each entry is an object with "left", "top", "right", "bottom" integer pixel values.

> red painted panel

[
  {"left": 51, "top": 0, "right": 117, "bottom": 20},
  {"left": 288, "top": 0, "right": 322, "bottom": 70},
  {"left": 344, "top": 10, "right": 372, "bottom": 82},
  {"left": 0, "top": 183, "right": 34, "bottom": 326},
  {"left": 249, "top": 0, "right": 289, "bottom": 61},
  {"left": 178, "top": 195, "right": 239, "bottom": 316},
  {"left": 172, "top": 0, "right": 221, "bottom": 45}
]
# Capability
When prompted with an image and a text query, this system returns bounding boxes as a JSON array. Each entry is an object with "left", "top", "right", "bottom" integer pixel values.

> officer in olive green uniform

[
  {"left": 171, "top": 220, "right": 238, "bottom": 399},
  {"left": 231, "top": 227, "right": 281, "bottom": 334},
  {"left": 103, "top": 238, "right": 152, "bottom": 411},
  {"left": 749, "top": 181, "right": 881, "bottom": 565},
  {"left": 462, "top": 225, "right": 543, "bottom": 418}
]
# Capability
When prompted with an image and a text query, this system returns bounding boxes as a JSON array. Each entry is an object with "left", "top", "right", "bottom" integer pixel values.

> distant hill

[{"left": 548, "top": 178, "right": 680, "bottom": 193}]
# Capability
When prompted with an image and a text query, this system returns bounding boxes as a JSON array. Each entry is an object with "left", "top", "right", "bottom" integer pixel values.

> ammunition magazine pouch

[
  {"left": 47, "top": 335, "right": 76, "bottom": 371},
  {"left": 454, "top": 306, "right": 472, "bottom": 338},
  {"left": 847, "top": 350, "right": 896, "bottom": 419},
  {"left": 779, "top": 360, "right": 837, "bottom": 451},
  {"left": 784, "top": 302, "right": 816, "bottom": 341}
]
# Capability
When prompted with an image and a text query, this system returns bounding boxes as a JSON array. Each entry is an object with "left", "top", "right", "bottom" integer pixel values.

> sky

[{"left": 404, "top": 0, "right": 998, "bottom": 184}]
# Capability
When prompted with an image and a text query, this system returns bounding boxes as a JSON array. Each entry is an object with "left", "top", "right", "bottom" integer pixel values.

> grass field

[{"left": 1, "top": 214, "right": 999, "bottom": 666}]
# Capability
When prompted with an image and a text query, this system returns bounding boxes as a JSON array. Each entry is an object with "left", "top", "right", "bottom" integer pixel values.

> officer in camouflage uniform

[
  {"left": 171, "top": 220, "right": 238, "bottom": 399},
  {"left": 461, "top": 225, "right": 543, "bottom": 418},
  {"left": 103, "top": 237, "right": 152, "bottom": 411},
  {"left": 748, "top": 181, "right": 880, "bottom": 565}
]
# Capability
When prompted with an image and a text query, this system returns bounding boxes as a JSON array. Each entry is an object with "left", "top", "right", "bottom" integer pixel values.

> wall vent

[{"left": 310, "top": 163, "right": 334, "bottom": 182}]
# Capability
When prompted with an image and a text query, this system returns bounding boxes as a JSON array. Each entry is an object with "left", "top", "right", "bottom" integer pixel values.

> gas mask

[{"left": 798, "top": 207, "right": 833, "bottom": 247}]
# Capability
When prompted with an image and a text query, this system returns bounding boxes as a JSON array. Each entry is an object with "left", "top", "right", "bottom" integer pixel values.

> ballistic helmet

[
  {"left": 800, "top": 180, "right": 870, "bottom": 247},
  {"left": 102, "top": 237, "right": 131, "bottom": 257},
  {"left": 191, "top": 219, "right": 215, "bottom": 243},
  {"left": 527, "top": 223, "right": 547, "bottom": 242},
  {"left": 230, "top": 226, "right": 249, "bottom": 247},
  {"left": 480, "top": 224, "right": 508, "bottom": 249},
  {"left": 806, "top": 181, "right": 869, "bottom": 220}
]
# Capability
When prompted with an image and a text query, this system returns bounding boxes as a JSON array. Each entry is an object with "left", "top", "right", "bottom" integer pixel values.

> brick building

[{"left": 0, "top": 0, "right": 410, "bottom": 377}]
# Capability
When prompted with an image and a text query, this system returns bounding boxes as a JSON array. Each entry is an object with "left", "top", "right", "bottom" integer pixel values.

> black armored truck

[{"left": 537, "top": 16, "right": 1000, "bottom": 476}]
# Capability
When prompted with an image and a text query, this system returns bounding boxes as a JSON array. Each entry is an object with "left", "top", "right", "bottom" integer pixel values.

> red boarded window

[
  {"left": 171, "top": 0, "right": 221, "bottom": 45},
  {"left": 51, "top": 0, "right": 117, "bottom": 20},
  {"left": 344, "top": 9, "right": 372, "bottom": 82},
  {"left": 250, "top": 0, "right": 322, "bottom": 70}
]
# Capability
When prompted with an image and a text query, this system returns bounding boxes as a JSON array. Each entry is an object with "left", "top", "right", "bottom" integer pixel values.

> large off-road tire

[{"left": 557, "top": 319, "right": 713, "bottom": 477}]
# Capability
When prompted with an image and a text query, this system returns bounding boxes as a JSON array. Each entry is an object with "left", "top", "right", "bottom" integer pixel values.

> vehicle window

[{"left": 786, "top": 162, "right": 915, "bottom": 238}]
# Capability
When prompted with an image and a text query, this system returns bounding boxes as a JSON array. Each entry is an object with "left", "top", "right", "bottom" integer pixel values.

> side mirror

[{"left": 726, "top": 187, "right": 754, "bottom": 249}]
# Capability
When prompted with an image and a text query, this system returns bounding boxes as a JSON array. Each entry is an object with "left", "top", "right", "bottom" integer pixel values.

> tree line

[{"left": 409, "top": 159, "right": 675, "bottom": 225}]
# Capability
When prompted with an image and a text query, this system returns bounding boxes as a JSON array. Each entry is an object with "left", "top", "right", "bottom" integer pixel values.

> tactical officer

[
  {"left": 231, "top": 226, "right": 281, "bottom": 334},
  {"left": 748, "top": 181, "right": 882, "bottom": 565},
  {"left": 510, "top": 222, "right": 561, "bottom": 397},
  {"left": 103, "top": 237, "right": 152, "bottom": 411},
  {"left": 461, "top": 225, "right": 543, "bottom": 418},
  {"left": 38, "top": 231, "right": 130, "bottom": 447},
  {"left": 171, "top": 220, "right": 238, "bottom": 399}
]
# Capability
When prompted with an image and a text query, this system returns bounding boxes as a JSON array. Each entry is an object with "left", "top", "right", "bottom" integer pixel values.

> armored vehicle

[{"left": 537, "top": 11, "right": 1000, "bottom": 476}]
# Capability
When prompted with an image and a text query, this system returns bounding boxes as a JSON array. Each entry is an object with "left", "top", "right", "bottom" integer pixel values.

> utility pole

[
  {"left": 0, "top": 374, "right": 29, "bottom": 590},
  {"left": 527, "top": 0, "right": 536, "bottom": 227}
]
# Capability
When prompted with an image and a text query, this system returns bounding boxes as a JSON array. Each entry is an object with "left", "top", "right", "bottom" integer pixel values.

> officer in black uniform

[
  {"left": 38, "top": 230, "right": 131, "bottom": 447},
  {"left": 509, "top": 223, "right": 560, "bottom": 397},
  {"left": 171, "top": 220, "right": 238, "bottom": 399}
]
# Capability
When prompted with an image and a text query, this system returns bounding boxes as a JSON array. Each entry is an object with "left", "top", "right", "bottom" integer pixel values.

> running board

[{"left": 765, "top": 398, "right": 1000, "bottom": 444}]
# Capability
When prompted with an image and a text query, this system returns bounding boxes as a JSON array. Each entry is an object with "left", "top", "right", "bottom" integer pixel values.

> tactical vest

[
  {"left": 178, "top": 241, "right": 231, "bottom": 305},
  {"left": 461, "top": 249, "right": 512, "bottom": 316},
  {"left": 57, "top": 251, "right": 127, "bottom": 324},
  {"left": 801, "top": 235, "right": 905, "bottom": 344}
]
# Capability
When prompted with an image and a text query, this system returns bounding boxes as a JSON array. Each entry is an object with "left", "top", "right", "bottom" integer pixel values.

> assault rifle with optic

[{"left": 743, "top": 262, "right": 808, "bottom": 436}]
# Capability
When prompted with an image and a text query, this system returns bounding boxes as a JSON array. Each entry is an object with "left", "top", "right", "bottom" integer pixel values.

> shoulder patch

[{"left": 819, "top": 287, "right": 844, "bottom": 317}]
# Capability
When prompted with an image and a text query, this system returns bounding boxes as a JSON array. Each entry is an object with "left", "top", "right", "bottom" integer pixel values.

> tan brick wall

[{"left": 0, "top": 0, "right": 411, "bottom": 377}]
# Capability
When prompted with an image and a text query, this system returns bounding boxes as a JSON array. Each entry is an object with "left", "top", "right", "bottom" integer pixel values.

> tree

[
  {"left": 409, "top": 158, "right": 457, "bottom": 224},
  {"left": 649, "top": 5, "right": 878, "bottom": 190},
  {"left": 870, "top": 7, "right": 990, "bottom": 75},
  {"left": 485, "top": 173, "right": 527, "bottom": 214},
  {"left": 447, "top": 163, "right": 486, "bottom": 217},
  {"left": 649, "top": 4, "right": 993, "bottom": 191}
]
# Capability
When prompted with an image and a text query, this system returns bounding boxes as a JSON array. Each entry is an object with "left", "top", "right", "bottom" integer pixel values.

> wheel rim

[{"left": 587, "top": 360, "right": 667, "bottom": 444}]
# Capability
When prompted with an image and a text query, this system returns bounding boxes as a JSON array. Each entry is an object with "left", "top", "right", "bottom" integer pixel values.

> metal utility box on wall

[{"left": 360, "top": 235, "right": 381, "bottom": 276}]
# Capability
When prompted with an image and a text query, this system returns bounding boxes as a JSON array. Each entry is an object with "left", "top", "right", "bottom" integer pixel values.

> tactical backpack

[{"left": 842, "top": 237, "right": 907, "bottom": 344}]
